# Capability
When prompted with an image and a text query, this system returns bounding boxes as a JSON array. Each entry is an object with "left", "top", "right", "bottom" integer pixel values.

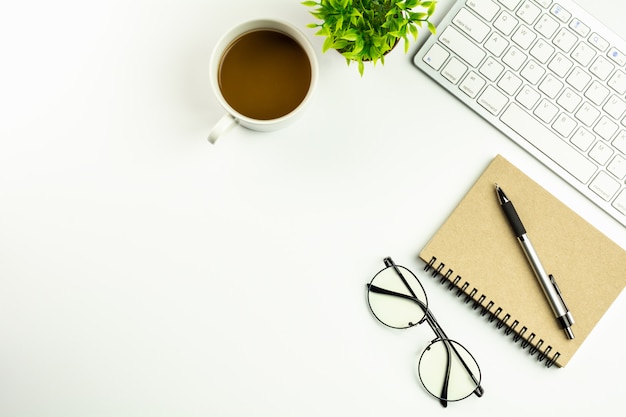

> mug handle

[{"left": 208, "top": 113, "right": 237, "bottom": 144}]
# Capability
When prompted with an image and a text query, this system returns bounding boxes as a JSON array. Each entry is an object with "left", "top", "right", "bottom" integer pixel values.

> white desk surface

[{"left": 2, "top": 0, "right": 625, "bottom": 415}]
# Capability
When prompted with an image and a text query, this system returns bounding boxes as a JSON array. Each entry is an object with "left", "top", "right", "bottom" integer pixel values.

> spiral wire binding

[{"left": 424, "top": 257, "right": 560, "bottom": 367}]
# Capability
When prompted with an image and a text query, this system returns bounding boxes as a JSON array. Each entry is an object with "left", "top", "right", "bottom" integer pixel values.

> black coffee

[{"left": 218, "top": 29, "right": 312, "bottom": 120}]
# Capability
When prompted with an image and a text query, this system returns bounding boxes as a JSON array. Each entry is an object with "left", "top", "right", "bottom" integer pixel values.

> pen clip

[{"left": 549, "top": 274, "right": 570, "bottom": 312}]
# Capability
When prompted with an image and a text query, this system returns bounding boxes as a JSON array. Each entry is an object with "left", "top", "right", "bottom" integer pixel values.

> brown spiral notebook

[{"left": 419, "top": 155, "right": 626, "bottom": 367}]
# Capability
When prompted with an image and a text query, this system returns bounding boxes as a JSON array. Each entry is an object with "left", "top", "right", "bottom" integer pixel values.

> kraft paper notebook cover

[{"left": 419, "top": 155, "right": 626, "bottom": 367}]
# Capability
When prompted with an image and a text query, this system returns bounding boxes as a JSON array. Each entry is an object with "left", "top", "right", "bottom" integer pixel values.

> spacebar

[{"left": 500, "top": 103, "right": 597, "bottom": 183}]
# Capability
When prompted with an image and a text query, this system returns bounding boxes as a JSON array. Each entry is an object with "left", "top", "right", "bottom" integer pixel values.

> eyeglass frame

[{"left": 366, "top": 257, "right": 484, "bottom": 407}]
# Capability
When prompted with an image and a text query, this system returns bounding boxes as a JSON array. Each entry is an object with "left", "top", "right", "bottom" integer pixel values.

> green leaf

[
  {"left": 405, "top": 0, "right": 419, "bottom": 8},
  {"left": 336, "top": 15, "right": 343, "bottom": 30},
  {"left": 350, "top": 9, "right": 362, "bottom": 17},
  {"left": 315, "top": 26, "right": 330, "bottom": 37},
  {"left": 427, "top": 21, "right": 436, "bottom": 34},
  {"left": 370, "top": 44, "right": 381, "bottom": 58},
  {"left": 322, "top": 36, "right": 334, "bottom": 52},
  {"left": 358, "top": 60, "right": 365, "bottom": 76},
  {"left": 332, "top": 39, "right": 349, "bottom": 49},
  {"left": 409, "top": 12, "right": 428, "bottom": 20},
  {"left": 301, "top": 1, "right": 319, "bottom": 6},
  {"left": 353, "top": 37, "right": 364, "bottom": 54},
  {"left": 342, "top": 28, "right": 359, "bottom": 41}
]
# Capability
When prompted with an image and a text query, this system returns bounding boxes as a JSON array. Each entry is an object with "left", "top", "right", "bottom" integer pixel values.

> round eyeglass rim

[
  {"left": 366, "top": 263, "right": 429, "bottom": 329},
  {"left": 417, "top": 338, "right": 483, "bottom": 403}
]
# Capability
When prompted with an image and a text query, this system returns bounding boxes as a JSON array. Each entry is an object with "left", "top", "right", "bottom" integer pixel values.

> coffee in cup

[{"left": 208, "top": 19, "right": 318, "bottom": 143}]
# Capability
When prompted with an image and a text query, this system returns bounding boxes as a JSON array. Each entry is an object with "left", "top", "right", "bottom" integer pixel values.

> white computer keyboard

[{"left": 414, "top": 0, "right": 626, "bottom": 228}]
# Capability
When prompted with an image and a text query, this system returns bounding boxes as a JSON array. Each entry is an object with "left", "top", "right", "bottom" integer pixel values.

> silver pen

[{"left": 495, "top": 184, "right": 575, "bottom": 340}]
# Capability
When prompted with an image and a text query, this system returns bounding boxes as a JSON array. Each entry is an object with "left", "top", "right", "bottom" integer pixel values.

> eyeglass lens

[
  {"left": 367, "top": 265, "right": 428, "bottom": 329},
  {"left": 419, "top": 339, "right": 482, "bottom": 402}
]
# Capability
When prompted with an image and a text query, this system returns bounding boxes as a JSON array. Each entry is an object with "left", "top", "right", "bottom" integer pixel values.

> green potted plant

[{"left": 303, "top": 0, "right": 437, "bottom": 75}]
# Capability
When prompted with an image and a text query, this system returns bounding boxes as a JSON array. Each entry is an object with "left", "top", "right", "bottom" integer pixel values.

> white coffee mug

[{"left": 208, "top": 19, "right": 318, "bottom": 144}]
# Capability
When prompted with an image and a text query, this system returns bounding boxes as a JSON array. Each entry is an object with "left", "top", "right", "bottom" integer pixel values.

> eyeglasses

[{"left": 366, "top": 257, "right": 484, "bottom": 407}]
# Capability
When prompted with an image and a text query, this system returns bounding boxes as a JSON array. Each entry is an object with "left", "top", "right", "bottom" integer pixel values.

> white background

[{"left": 1, "top": 0, "right": 625, "bottom": 416}]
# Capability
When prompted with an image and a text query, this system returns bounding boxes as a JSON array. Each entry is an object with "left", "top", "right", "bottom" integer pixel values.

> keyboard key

[
  {"left": 422, "top": 43, "right": 450, "bottom": 71},
  {"left": 569, "top": 18, "right": 591, "bottom": 37},
  {"left": 566, "top": 67, "right": 592, "bottom": 91},
  {"left": 466, "top": 0, "right": 501, "bottom": 21},
  {"left": 512, "top": 25, "right": 537, "bottom": 49},
  {"left": 478, "top": 85, "right": 509, "bottom": 114},
  {"left": 607, "top": 47, "right": 626, "bottom": 67},
  {"left": 516, "top": 85, "right": 541, "bottom": 109},
  {"left": 498, "top": 70, "right": 523, "bottom": 94},
  {"left": 503, "top": 46, "right": 527, "bottom": 70},
  {"left": 575, "top": 101, "right": 601, "bottom": 126},
  {"left": 571, "top": 42, "right": 596, "bottom": 66},
  {"left": 585, "top": 81, "right": 610, "bottom": 105},
  {"left": 571, "top": 127, "right": 595, "bottom": 151},
  {"left": 593, "top": 116, "right": 619, "bottom": 140},
  {"left": 529, "top": 38, "right": 556, "bottom": 63},
  {"left": 494, "top": 10, "right": 519, "bottom": 35},
  {"left": 604, "top": 95, "right": 626, "bottom": 120},
  {"left": 553, "top": 113, "right": 577, "bottom": 137},
  {"left": 539, "top": 73, "right": 564, "bottom": 98},
  {"left": 442, "top": 57, "right": 469, "bottom": 84},
  {"left": 485, "top": 31, "right": 509, "bottom": 56},
  {"left": 440, "top": 26, "right": 486, "bottom": 67},
  {"left": 548, "top": 53, "right": 573, "bottom": 77},
  {"left": 535, "top": 99, "right": 559, "bottom": 122},
  {"left": 590, "top": 55, "right": 615, "bottom": 80},
  {"left": 589, "top": 33, "right": 609, "bottom": 52},
  {"left": 550, "top": 4, "right": 571, "bottom": 22},
  {"left": 453, "top": 8, "right": 492, "bottom": 43},
  {"left": 516, "top": 1, "right": 542, "bottom": 24},
  {"left": 459, "top": 71, "right": 487, "bottom": 98},
  {"left": 608, "top": 70, "right": 626, "bottom": 95},
  {"left": 589, "top": 141, "right": 613, "bottom": 165},
  {"left": 520, "top": 60, "right": 546, "bottom": 84},
  {"left": 553, "top": 28, "right": 578, "bottom": 52},
  {"left": 534, "top": 14, "right": 559, "bottom": 38},
  {"left": 557, "top": 87, "right": 582, "bottom": 112},
  {"left": 480, "top": 57, "right": 505, "bottom": 81},
  {"left": 501, "top": 103, "right": 597, "bottom": 182},
  {"left": 589, "top": 171, "right": 620, "bottom": 201},
  {"left": 607, "top": 155, "right": 626, "bottom": 180}
]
